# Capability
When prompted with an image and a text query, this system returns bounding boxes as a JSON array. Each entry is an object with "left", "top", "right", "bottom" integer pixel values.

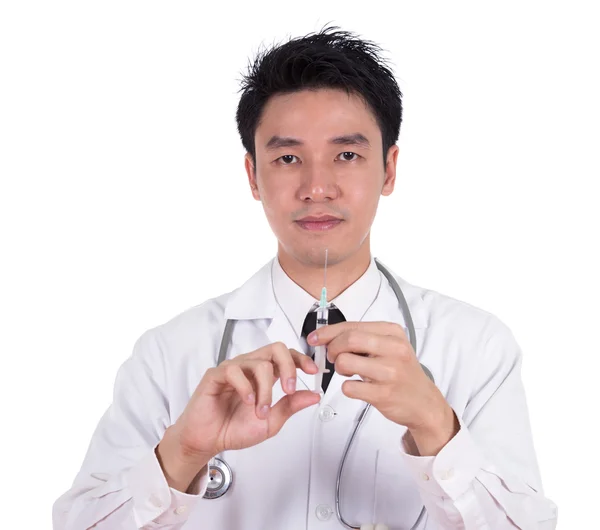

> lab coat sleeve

[
  {"left": 52, "top": 329, "right": 210, "bottom": 530},
  {"left": 398, "top": 316, "right": 558, "bottom": 529}
]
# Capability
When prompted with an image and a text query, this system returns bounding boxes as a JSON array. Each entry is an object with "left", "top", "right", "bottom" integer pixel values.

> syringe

[{"left": 313, "top": 248, "right": 331, "bottom": 393}]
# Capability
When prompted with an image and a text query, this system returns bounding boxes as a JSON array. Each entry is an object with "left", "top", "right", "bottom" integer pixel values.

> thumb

[{"left": 267, "top": 390, "right": 321, "bottom": 437}]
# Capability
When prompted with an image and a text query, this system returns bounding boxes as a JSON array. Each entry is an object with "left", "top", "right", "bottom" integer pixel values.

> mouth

[{"left": 295, "top": 217, "right": 343, "bottom": 231}]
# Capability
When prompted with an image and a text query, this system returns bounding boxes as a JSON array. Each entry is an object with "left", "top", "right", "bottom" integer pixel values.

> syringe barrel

[{"left": 316, "top": 306, "right": 329, "bottom": 328}]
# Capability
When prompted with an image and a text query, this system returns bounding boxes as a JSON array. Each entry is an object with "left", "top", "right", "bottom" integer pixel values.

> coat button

[
  {"left": 318, "top": 405, "right": 336, "bottom": 422},
  {"left": 316, "top": 504, "right": 333, "bottom": 520}
]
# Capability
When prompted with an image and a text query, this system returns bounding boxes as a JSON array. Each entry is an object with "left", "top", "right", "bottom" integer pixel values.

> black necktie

[{"left": 301, "top": 306, "right": 346, "bottom": 393}]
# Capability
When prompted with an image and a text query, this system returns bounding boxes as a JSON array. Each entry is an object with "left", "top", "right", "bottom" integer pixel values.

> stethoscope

[{"left": 205, "top": 258, "right": 434, "bottom": 530}]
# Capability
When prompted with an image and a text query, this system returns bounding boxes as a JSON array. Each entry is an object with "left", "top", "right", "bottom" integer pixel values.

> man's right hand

[{"left": 156, "top": 343, "right": 321, "bottom": 492}]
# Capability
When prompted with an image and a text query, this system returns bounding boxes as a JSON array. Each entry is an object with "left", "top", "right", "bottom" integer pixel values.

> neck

[{"left": 277, "top": 239, "right": 372, "bottom": 302}]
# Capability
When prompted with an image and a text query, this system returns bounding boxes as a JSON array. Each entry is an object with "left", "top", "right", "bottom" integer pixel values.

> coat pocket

[{"left": 374, "top": 449, "right": 427, "bottom": 530}]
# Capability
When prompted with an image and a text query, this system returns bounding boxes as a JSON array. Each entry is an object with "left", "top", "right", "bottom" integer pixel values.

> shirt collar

[
  {"left": 223, "top": 255, "right": 428, "bottom": 330},
  {"left": 271, "top": 254, "right": 382, "bottom": 339}
]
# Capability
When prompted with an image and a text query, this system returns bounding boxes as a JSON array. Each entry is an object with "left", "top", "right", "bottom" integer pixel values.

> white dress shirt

[{"left": 53, "top": 255, "right": 558, "bottom": 529}]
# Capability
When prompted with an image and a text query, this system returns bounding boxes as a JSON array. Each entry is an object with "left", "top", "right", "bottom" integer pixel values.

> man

[{"left": 53, "top": 27, "right": 557, "bottom": 529}]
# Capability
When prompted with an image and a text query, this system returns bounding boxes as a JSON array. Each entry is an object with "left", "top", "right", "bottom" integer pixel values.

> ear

[
  {"left": 244, "top": 153, "right": 261, "bottom": 201},
  {"left": 381, "top": 144, "right": 399, "bottom": 197}
]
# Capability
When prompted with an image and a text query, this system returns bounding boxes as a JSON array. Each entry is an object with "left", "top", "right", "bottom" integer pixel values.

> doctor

[{"left": 53, "top": 27, "right": 558, "bottom": 529}]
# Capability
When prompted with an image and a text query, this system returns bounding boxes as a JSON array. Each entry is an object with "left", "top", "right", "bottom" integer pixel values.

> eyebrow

[{"left": 265, "top": 133, "right": 371, "bottom": 151}]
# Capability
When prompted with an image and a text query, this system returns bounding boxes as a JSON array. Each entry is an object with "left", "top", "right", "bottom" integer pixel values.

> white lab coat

[{"left": 53, "top": 257, "right": 558, "bottom": 529}]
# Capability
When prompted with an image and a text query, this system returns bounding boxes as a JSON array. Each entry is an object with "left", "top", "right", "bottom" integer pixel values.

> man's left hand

[{"left": 307, "top": 321, "right": 460, "bottom": 456}]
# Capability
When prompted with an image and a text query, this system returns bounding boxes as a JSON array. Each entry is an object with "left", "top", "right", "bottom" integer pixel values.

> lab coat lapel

[{"left": 223, "top": 260, "right": 276, "bottom": 322}]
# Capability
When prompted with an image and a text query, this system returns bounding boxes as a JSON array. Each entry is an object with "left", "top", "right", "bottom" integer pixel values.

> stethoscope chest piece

[{"left": 203, "top": 457, "right": 233, "bottom": 499}]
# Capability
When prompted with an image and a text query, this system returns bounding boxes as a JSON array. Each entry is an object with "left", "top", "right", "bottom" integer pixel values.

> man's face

[{"left": 245, "top": 88, "right": 398, "bottom": 268}]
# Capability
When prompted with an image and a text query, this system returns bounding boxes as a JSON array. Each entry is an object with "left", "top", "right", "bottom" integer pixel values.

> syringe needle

[{"left": 324, "top": 248, "right": 328, "bottom": 293}]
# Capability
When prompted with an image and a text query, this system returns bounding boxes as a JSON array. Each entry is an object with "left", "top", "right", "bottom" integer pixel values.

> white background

[{"left": 1, "top": 1, "right": 598, "bottom": 528}]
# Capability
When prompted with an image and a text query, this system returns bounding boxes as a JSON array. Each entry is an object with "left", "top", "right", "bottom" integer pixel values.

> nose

[{"left": 298, "top": 162, "right": 340, "bottom": 202}]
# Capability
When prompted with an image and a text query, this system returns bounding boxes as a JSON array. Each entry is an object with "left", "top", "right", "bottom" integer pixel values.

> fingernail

[
  {"left": 307, "top": 332, "right": 318, "bottom": 344},
  {"left": 287, "top": 378, "right": 296, "bottom": 392},
  {"left": 259, "top": 405, "right": 270, "bottom": 418},
  {"left": 247, "top": 393, "right": 255, "bottom": 404}
]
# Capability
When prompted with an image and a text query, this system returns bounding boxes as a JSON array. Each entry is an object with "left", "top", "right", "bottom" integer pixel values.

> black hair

[{"left": 235, "top": 25, "right": 403, "bottom": 166}]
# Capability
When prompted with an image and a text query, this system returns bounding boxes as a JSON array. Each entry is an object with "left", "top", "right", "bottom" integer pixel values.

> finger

[
  {"left": 334, "top": 352, "right": 389, "bottom": 381},
  {"left": 288, "top": 348, "right": 319, "bottom": 374},
  {"left": 267, "top": 390, "right": 321, "bottom": 437},
  {"left": 202, "top": 364, "right": 255, "bottom": 403},
  {"left": 251, "top": 343, "right": 318, "bottom": 377},
  {"left": 220, "top": 363, "right": 257, "bottom": 405},
  {"left": 327, "top": 331, "right": 402, "bottom": 363},
  {"left": 341, "top": 380, "right": 379, "bottom": 404},
  {"left": 308, "top": 321, "right": 405, "bottom": 346},
  {"left": 269, "top": 342, "right": 300, "bottom": 395},
  {"left": 243, "top": 360, "right": 274, "bottom": 420}
]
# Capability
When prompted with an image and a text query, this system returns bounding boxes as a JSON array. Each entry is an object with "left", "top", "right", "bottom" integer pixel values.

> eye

[
  {"left": 337, "top": 152, "right": 359, "bottom": 162},
  {"left": 277, "top": 154, "right": 299, "bottom": 165}
]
